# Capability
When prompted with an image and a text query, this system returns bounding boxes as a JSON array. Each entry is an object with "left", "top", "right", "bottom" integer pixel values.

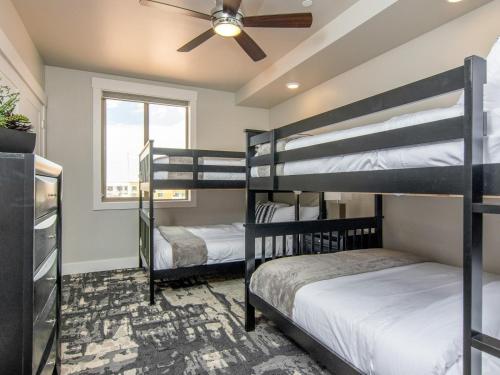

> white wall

[
  {"left": 0, "top": 0, "right": 46, "bottom": 155},
  {"left": 0, "top": 0, "right": 44, "bottom": 87},
  {"left": 45, "top": 66, "right": 269, "bottom": 274},
  {"left": 269, "top": 0, "right": 500, "bottom": 273}
]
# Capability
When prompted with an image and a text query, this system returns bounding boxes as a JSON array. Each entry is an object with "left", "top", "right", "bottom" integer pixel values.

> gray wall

[
  {"left": 0, "top": 0, "right": 45, "bottom": 87},
  {"left": 45, "top": 66, "right": 269, "bottom": 269},
  {"left": 269, "top": 0, "right": 500, "bottom": 273}
]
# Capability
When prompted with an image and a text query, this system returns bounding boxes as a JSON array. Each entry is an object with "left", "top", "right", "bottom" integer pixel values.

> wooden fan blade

[
  {"left": 139, "top": 0, "right": 211, "bottom": 20},
  {"left": 223, "top": 0, "right": 242, "bottom": 15},
  {"left": 178, "top": 29, "right": 216, "bottom": 52},
  {"left": 243, "top": 13, "right": 313, "bottom": 28},
  {"left": 234, "top": 31, "right": 266, "bottom": 62}
]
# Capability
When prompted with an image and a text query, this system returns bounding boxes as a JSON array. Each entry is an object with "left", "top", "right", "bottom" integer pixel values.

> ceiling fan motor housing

[{"left": 212, "top": 9, "right": 243, "bottom": 26}]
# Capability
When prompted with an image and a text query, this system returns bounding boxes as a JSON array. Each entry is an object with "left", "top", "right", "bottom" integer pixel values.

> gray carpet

[{"left": 61, "top": 269, "right": 329, "bottom": 374}]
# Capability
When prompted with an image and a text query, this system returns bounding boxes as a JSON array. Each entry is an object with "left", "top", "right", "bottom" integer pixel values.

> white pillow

[
  {"left": 270, "top": 205, "right": 320, "bottom": 222},
  {"left": 254, "top": 134, "right": 311, "bottom": 156},
  {"left": 271, "top": 206, "right": 295, "bottom": 223},
  {"left": 300, "top": 206, "right": 320, "bottom": 221},
  {"left": 457, "top": 36, "right": 500, "bottom": 110}
]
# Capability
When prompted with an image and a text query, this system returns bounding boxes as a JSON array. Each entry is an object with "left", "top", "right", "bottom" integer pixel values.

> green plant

[{"left": 0, "top": 84, "right": 32, "bottom": 132}]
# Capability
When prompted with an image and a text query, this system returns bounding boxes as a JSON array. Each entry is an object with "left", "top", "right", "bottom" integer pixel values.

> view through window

[{"left": 103, "top": 94, "right": 188, "bottom": 201}]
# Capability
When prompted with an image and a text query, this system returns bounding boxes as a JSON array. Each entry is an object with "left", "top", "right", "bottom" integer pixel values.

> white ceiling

[
  {"left": 12, "top": 0, "right": 494, "bottom": 107},
  {"left": 12, "top": 0, "right": 356, "bottom": 91}
]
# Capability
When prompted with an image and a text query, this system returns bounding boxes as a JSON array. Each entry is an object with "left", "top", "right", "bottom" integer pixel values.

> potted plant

[{"left": 0, "top": 83, "right": 35, "bottom": 153}]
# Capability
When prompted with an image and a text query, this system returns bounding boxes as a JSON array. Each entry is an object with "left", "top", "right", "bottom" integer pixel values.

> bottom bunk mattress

[
  {"left": 153, "top": 223, "right": 291, "bottom": 270},
  {"left": 250, "top": 249, "right": 500, "bottom": 375}
]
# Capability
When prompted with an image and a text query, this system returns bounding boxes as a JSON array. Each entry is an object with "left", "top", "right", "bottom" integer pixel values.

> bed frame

[
  {"left": 138, "top": 141, "right": 246, "bottom": 304},
  {"left": 244, "top": 56, "right": 500, "bottom": 375}
]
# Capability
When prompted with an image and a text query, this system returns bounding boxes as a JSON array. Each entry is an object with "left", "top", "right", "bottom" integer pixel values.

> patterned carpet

[{"left": 60, "top": 269, "right": 329, "bottom": 375}]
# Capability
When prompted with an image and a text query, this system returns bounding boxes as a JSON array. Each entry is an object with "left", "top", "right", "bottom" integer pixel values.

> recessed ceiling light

[
  {"left": 447, "top": 0, "right": 463, "bottom": 3},
  {"left": 286, "top": 82, "right": 300, "bottom": 90},
  {"left": 302, "top": 0, "right": 313, "bottom": 8}
]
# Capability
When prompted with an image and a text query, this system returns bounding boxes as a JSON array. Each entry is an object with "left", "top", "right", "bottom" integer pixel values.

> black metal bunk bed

[
  {"left": 244, "top": 56, "right": 500, "bottom": 375},
  {"left": 138, "top": 140, "right": 246, "bottom": 304}
]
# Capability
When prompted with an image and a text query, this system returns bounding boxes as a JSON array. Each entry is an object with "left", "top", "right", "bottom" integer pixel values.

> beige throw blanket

[
  {"left": 250, "top": 248, "right": 424, "bottom": 317},
  {"left": 158, "top": 226, "right": 208, "bottom": 268}
]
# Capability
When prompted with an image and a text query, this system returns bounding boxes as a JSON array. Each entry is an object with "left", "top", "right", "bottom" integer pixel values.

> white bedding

[
  {"left": 251, "top": 106, "right": 500, "bottom": 177},
  {"left": 292, "top": 262, "right": 500, "bottom": 375},
  {"left": 155, "top": 156, "right": 245, "bottom": 180},
  {"left": 153, "top": 223, "right": 291, "bottom": 270}
]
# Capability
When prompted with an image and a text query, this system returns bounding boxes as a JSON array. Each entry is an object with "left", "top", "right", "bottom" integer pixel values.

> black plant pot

[{"left": 0, "top": 127, "right": 36, "bottom": 153}]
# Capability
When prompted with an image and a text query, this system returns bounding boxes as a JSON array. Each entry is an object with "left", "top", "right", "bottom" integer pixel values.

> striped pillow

[{"left": 255, "top": 202, "right": 289, "bottom": 223}]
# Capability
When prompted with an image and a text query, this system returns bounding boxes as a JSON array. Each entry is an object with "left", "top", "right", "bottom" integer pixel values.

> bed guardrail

[
  {"left": 245, "top": 56, "right": 500, "bottom": 196},
  {"left": 244, "top": 211, "right": 381, "bottom": 332},
  {"left": 146, "top": 143, "right": 245, "bottom": 190}
]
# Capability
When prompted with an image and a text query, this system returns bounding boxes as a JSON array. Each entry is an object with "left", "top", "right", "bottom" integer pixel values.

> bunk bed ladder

[{"left": 463, "top": 56, "right": 500, "bottom": 375}]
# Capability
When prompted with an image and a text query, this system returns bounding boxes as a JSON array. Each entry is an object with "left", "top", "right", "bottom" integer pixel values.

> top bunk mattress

[
  {"left": 155, "top": 156, "right": 245, "bottom": 180},
  {"left": 251, "top": 106, "right": 500, "bottom": 178}
]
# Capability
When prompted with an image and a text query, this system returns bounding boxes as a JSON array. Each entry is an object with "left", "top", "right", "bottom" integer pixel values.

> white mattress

[
  {"left": 155, "top": 156, "right": 245, "bottom": 180},
  {"left": 293, "top": 262, "right": 500, "bottom": 375},
  {"left": 153, "top": 223, "right": 292, "bottom": 270},
  {"left": 251, "top": 106, "right": 500, "bottom": 177}
]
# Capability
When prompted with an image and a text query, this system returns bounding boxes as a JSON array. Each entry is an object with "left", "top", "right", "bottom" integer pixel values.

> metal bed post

[
  {"left": 245, "top": 130, "right": 262, "bottom": 331},
  {"left": 375, "top": 194, "right": 383, "bottom": 248},
  {"left": 463, "top": 56, "right": 487, "bottom": 375},
  {"left": 149, "top": 140, "right": 156, "bottom": 305}
]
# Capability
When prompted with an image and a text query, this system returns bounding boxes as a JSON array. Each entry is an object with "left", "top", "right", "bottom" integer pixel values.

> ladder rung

[
  {"left": 472, "top": 332, "right": 500, "bottom": 358},
  {"left": 472, "top": 203, "right": 500, "bottom": 215}
]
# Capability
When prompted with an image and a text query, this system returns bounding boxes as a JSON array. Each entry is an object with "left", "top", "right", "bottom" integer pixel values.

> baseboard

[{"left": 62, "top": 256, "right": 138, "bottom": 276}]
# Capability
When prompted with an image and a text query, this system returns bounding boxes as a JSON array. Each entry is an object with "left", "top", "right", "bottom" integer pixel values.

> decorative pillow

[
  {"left": 255, "top": 202, "right": 289, "bottom": 223},
  {"left": 269, "top": 205, "right": 320, "bottom": 222},
  {"left": 271, "top": 206, "right": 295, "bottom": 223},
  {"left": 300, "top": 206, "right": 320, "bottom": 221}
]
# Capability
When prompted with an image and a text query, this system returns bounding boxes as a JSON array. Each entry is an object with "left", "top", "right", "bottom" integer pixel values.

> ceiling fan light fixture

[{"left": 213, "top": 17, "right": 242, "bottom": 37}]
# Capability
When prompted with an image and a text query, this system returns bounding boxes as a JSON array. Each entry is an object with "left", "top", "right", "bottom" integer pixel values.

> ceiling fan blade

[
  {"left": 234, "top": 31, "right": 266, "bottom": 62},
  {"left": 223, "top": 0, "right": 242, "bottom": 15},
  {"left": 243, "top": 13, "right": 313, "bottom": 28},
  {"left": 178, "top": 29, "right": 216, "bottom": 52},
  {"left": 139, "top": 0, "right": 211, "bottom": 20}
]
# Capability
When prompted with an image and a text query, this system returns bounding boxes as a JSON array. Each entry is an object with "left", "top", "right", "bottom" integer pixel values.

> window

[
  {"left": 92, "top": 78, "right": 197, "bottom": 210},
  {"left": 102, "top": 92, "right": 189, "bottom": 202}
]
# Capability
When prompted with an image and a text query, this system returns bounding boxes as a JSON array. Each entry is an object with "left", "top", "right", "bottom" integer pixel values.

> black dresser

[{"left": 0, "top": 153, "right": 62, "bottom": 375}]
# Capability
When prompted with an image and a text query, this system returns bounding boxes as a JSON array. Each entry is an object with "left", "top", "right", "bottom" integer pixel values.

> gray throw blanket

[
  {"left": 158, "top": 226, "right": 208, "bottom": 268},
  {"left": 250, "top": 248, "right": 424, "bottom": 317}
]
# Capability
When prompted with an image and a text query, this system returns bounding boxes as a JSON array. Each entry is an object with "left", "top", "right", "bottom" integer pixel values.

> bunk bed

[
  {"left": 139, "top": 141, "right": 248, "bottom": 304},
  {"left": 244, "top": 54, "right": 500, "bottom": 375}
]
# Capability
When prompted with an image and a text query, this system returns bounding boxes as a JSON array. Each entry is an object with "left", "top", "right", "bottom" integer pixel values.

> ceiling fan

[{"left": 139, "top": 0, "right": 313, "bottom": 62}]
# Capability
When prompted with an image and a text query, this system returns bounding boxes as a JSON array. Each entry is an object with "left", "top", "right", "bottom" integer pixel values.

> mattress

[
  {"left": 153, "top": 223, "right": 292, "bottom": 270},
  {"left": 292, "top": 262, "right": 500, "bottom": 375},
  {"left": 155, "top": 156, "right": 245, "bottom": 180},
  {"left": 251, "top": 106, "right": 500, "bottom": 177}
]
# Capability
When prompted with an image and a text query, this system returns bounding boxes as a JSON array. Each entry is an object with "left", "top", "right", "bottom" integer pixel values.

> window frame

[
  {"left": 100, "top": 93, "right": 190, "bottom": 203},
  {"left": 92, "top": 77, "right": 197, "bottom": 211}
]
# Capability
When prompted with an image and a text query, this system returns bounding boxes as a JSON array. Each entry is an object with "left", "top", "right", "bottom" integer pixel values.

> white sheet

[
  {"left": 155, "top": 156, "right": 245, "bottom": 180},
  {"left": 251, "top": 106, "right": 500, "bottom": 177},
  {"left": 153, "top": 223, "right": 292, "bottom": 270},
  {"left": 292, "top": 262, "right": 500, "bottom": 375}
]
